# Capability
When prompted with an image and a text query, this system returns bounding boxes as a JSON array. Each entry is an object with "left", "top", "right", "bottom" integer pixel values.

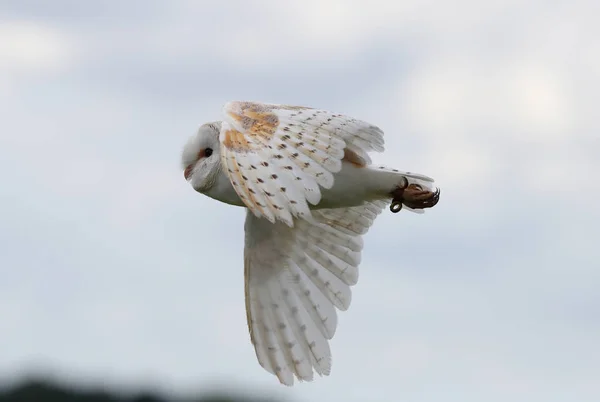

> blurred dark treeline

[{"left": 0, "top": 377, "right": 285, "bottom": 402}]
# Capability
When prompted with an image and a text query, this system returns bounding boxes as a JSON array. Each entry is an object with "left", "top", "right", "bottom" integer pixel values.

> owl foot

[{"left": 389, "top": 183, "right": 440, "bottom": 213}]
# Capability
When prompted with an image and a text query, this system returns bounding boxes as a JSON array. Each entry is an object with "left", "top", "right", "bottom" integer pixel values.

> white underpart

[{"left": 206, "top": 159, "right": 436, "bottom": 212}]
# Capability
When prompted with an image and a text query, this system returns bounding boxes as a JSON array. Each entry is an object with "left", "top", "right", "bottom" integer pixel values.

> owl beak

[{"left": 184, "top": 164, "right": 193, "bottom": 180}]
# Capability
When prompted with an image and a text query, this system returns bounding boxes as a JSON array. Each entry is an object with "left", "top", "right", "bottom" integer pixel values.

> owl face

[{"left": 181, "top": 121, "right": 222, "bottom": 192}]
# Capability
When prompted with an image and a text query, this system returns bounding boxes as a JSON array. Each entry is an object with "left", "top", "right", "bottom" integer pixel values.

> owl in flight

[{"left": 181, "top": 101, "right": 440, "bottom": 385}]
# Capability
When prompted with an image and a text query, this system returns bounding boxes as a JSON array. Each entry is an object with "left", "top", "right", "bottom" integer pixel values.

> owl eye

[{"left": 205, "top": 148, "right": 213, "bottom": 157}]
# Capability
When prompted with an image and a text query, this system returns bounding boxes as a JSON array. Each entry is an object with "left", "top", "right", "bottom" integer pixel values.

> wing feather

[
  {"left": 220, "top": 101, "right": 385, "bottom": 224},
  {"left": 287, "top": 259, "right": 338, "bottom": 339},
  {"left": 275, "top": 274, "right": 318, "bottom": 380},
  {"left": 243, "top": 200, "right": 385, "bottom": 385}
]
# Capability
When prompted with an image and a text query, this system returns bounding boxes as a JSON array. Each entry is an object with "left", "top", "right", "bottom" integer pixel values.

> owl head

[{"left": 181, "top": 121, "right": 222, "bottom": 192}]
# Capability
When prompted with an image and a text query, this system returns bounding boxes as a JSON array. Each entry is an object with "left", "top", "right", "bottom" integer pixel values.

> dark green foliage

[{"left": 0, "top": 378, "right": 284, "bottom": 402}]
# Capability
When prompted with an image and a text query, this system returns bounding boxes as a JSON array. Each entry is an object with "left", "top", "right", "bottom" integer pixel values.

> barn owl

[{"left": 181, "top": 101, "right": 440, "bottom": 385}]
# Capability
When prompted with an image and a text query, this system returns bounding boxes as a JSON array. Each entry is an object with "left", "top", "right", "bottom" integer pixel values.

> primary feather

[{"left": 244, "top": 200, "right": 386, "bottom": 385}]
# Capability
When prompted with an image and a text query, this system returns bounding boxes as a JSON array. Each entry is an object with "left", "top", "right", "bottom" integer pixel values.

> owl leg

[{"left": 389, "top": 183, "right": 440, "bottom": 213}]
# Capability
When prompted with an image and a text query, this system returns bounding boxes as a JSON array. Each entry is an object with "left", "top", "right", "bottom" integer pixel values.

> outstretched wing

[
  {"left": 219, "top": 101, "right": 385, "bottom": 226},
  {"left": 243, "top": 200, "right": 386, "bottom": 386}
]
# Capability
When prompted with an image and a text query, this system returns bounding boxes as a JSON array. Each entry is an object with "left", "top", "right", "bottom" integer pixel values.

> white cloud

[
  {"left": 0, "top": 20, "right": 74, "bottom": 99},
  {"left": 510, "top": 64, "right": 575, "bottom": 139},
  {"left": 400, "top": 57, "right": 577, "bottom": 141},
  {"left": 0, "top": 20, "right": 73, "bottom": 73}
]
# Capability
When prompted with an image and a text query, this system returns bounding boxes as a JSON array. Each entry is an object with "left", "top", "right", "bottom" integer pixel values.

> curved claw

[
  {"left": 390, "top": 201, "right": 403, "bottom": 213},
  {"left": 389, "top": 183, "right": 440, "bottom": 212}
]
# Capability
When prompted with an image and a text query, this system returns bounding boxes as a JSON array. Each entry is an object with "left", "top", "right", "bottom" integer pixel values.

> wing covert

[{"left": 219, "top": 101, "right": 385, "bottom": 225}]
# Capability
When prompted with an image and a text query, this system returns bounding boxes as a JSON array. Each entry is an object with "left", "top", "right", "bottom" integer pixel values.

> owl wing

[
  {"left": 243, "top": 200, "right": 387, "bottom": 385},
  {"left": 218, "top": 101, "right": 385, "bottom": 226}
]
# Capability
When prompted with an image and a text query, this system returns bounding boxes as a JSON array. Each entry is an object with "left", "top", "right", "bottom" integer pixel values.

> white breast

[{"left": 202, "top": 170, "right": 246, "bottom": 207}]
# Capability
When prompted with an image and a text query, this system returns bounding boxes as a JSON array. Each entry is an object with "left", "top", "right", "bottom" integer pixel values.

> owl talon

[
  {"left": 389, "top": 183, "right": 440, "bottom": 212},
  {"left": 390, "top": 201, "right": 403, "bottom": 213}
]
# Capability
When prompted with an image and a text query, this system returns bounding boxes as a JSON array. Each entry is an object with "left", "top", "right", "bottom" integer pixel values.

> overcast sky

[{"left": 1, "top": 1, "right": 599, "bottom": 401}]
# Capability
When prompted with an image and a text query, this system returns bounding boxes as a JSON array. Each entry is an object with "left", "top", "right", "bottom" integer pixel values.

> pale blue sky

[{"left": 1, "top": 1, "right": 598, "bottom": 401}]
